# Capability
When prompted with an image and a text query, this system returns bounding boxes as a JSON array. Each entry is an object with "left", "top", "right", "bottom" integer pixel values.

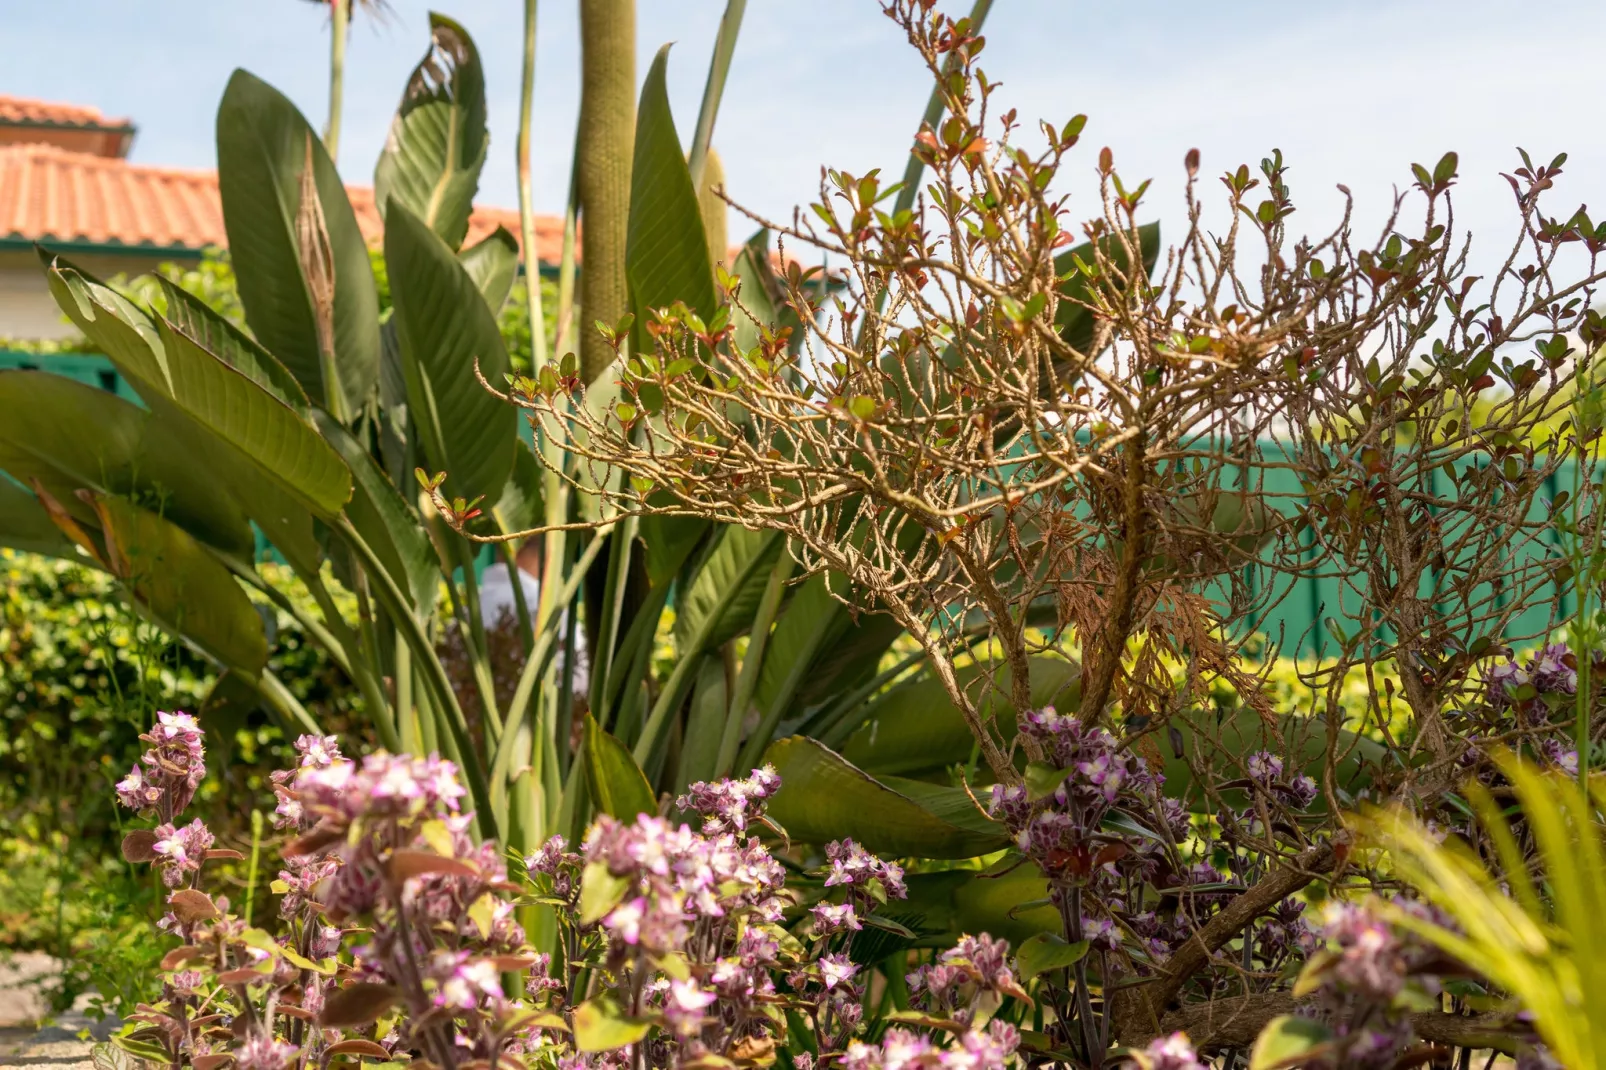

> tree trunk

[{"left": 577, "top": 0, "right": 636, "bottom": 384}]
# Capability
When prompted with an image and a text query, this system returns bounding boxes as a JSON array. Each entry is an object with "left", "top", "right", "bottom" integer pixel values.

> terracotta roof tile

[
  {"left": 0, "top": 142, "right": 565, "bottom": 264},
  {"left": 0, "top": 95, "right": 130, "bottom": 130}
]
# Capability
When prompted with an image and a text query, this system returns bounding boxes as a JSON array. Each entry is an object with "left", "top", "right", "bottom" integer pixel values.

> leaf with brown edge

[
  {"left": 389, "top": 848, "right": 479, "bottom": 881},
  {"left": 277, "top": 1005, "right": 317, "bottom": 1021},
  {"left": 326, "top": 1040, "right": 392, "bottom": 1058},
  {"left": 193, "top": 1054, "right": 234, "bottom": 1070},
  {"left": 205, "top": 849, "right": 247, "bottom": 861},
  {"left": 319, "top": 983, "right": 402, "bottom": 1029},
  {"left": 160, "top": 946, "right": 206, "bottom": 971},
  {"left": 217, "top": 967, "right": 269, "bottom": 984},
  {"left": 168, "top": 888, "right": 220, "bottom": 922},
  {"left": 122, "top": 829, "right": 159, "bottom": 863}
]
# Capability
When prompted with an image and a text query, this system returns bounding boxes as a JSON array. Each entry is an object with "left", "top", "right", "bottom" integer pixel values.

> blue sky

[{"left": 8, "top": 1, "right": 1605, "bottom": 272}]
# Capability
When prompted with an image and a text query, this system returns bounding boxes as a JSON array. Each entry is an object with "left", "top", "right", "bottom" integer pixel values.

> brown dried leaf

[
  {"left": 167, "top": 889, "right": 220, "bottom": 923},
  {"left": 122, "top": 829, "right": 159, "bottom": 864},
  {"left": 319, "top": 983, "right": 402, "bottom": 1029}
]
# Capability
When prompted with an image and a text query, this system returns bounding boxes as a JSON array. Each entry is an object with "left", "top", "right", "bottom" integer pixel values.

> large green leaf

[
  {"left": 0, "top": 478, "right": 94, "bottom": 563},
  {"left": 842, "top": 655, "right": 1080, "bottom": 777},
  {"left": 675, "top": 655, "right": 727, "bottom": 792},
  {"left": 902, "top": 865, "right": 1059, "bottom": 946},
  {"left": 584, "top": 714, "right": 656, "bottom": 820},
  {"left": 763, "top": 737, "right": 1007, "bottom": 859},
  {"left": 374, "top": 13, "right": 488, "bottom": 252},
  {"left": 217, "top": 68, "right": 380, "bottom": 412},
  {"left": 92, "top": 494, "right": 268, "bottom": 677},
  {"left": 0, "top": 371, "right": 254, "bottom": 559},
  {"left": 1160, "top": 704, "right": 1385, "bottom": 811},
  {"left": 752, "top": 574, "right": 903, "bottom": 719},
  {"left": 673, "top": 526, "right": 782, "bottom": 652},
  {"left": 459, "top": 227, "right": 520, "bottom": 315},
  {"left": 156, "top": 277, "right": 309, "bottom": 413},
  {"left": 385, "top": 199, "right": 517, "bottom": 505},
  {"left": 44, "top": 271, "right": 324, "bottom": 571},
  {"left": 625, "top": 43, "right": 716, "bottom": 358},
  {"left": 315, "top": 412, "right": 440, "bottom": 615}
]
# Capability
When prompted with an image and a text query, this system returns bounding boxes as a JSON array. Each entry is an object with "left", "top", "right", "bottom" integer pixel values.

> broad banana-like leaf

[
  {"left": 217, "top": 69, "right": 381, "bottom": 412},
  {"left": 0, "top": 478, "right": 94, "bottom": 564},
  {"left": 374, "top": 13, "right": 488, "bottom": 252},
  {"left": 752, "top": 574, "right": 903, "bottom": 719},
  {"left": 385, "top": 199, "right": 517, "bottom": 506},
  {"left": 315, "top": 412, "right": 441, "bottom": 616},
  {"left": 44, "top": 263, "right": 349, "bottom": 573},
  {"left": 625, "top": 43, "right": 717, "bottom": 359},
  {"left": 459, "top": 227, "right": 520, "bottom": 314},
  {"left": 584, "top": 715, "right": 657, "bottom": 820},
  {"left": 763, "top": 737, "right": 1008, "bottom": 859},
  {"left": 1160, "top": 704, "right": 1385, "bottom": 811},
  {"left": 902, "top": 865, "right": 1058, "bottom": 946},
  {"left": 82, "top": 493, "right": 267, "bottom": 677},
  {"left": 842, "top": 655, "right": 1081, "bottom": 777},
  {"left": 156, "top": 277, "right": 310, "bottom": 414},
  {"left": 47, "top": 259, "right": 353, "bottom": 521},
  {"left": 675, "top": 656, "right": 727, "bottom": 792},
  {"left": 673, "top": 526, "right": 783, "bottom": 653},
  {"left": 0, "top": 371, "right": 255, "bottom": 559}
]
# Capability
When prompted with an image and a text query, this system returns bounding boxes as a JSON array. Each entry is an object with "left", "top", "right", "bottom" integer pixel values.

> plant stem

[
  {"left": 517, "top": 0, "right": 550, "bottom": 369},
  {"left": 324, "top": 0, "right": 349, "bottom": 162}
]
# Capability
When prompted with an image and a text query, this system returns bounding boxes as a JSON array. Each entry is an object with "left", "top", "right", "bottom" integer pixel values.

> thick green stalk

[
  {"left": 324, "top": 0, "right": 349, "bottom": 161},
  {"left": 337, "top": 518, "right": 496, "bottom": 841},
  {"left": 553, "top": 148, "right": 581, "bottom": 359},
  {"left": 517, "top": 0, "right": 550, "bottom": 369},
  {"left": 687, "top": 0, "right": 746, "bottom": 189},
  {"left": 588, "top": 517, "right": 637, "bottom": 718},
  {"left": 576, "top": 0, "right": 636, "bottom": 383},
  {"left": 716, "top": 550, "right": 792, "bottom": 777},
  {"left": 257, "top": 668, "right": 326, "bottom": 738},
  {"left": 490, "top": 533, "right": 608, "bottom": 830}
]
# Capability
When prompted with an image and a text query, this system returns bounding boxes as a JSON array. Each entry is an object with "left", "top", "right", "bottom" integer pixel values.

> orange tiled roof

[
  {"left": 0, "top": 142, "right": 564, "bottom": 264},
  {"left": 0, "top": 95, "right": 131, "bottom": 131}
]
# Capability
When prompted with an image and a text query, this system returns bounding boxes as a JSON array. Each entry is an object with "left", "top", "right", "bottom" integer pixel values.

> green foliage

[{"left": 1369, "top": 756, "right": 1606, "bottom": 1067}]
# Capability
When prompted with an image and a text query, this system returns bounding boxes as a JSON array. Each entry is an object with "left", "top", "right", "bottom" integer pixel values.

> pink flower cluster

[
  {"left": 837, "top": 1019, "right": 1020, "bottom": 1070},
  {"left": 675, "top": 763, "right": 781, "bottom": 834},
  {"left": 115, "top": 711, "right": 206, "bottom": 819}
]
